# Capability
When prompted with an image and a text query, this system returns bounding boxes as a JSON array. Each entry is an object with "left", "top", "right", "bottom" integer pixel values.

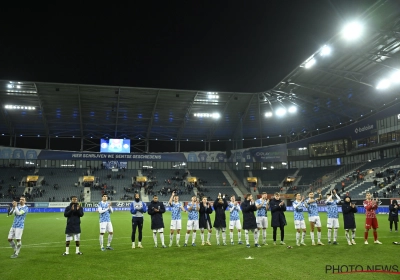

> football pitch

[{"left": 1, "top": 211, "right": 399, "bottom": 280}]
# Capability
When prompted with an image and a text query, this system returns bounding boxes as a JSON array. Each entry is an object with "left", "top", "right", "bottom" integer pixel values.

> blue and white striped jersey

[
  {"left": 293, "top": 200, "right": 305, "bottom": 221},
  {"left": 305, "top": 198, "right": 319, "bottom": 217},
  {"left": 326, "top": 198, "right": 340, "bottom": 219},
  {"left": 255, "top": 199, "right": 268, "bottom": 217},
  {"left": 12, "top": 205, "right": 29, "bottom": 229},
  {"left": 170, "top": 201, "right": 182, "bottom": 220},
  {"left": 187, "top": 202, "right": 199, "bottom": 220},
  {"left": 228, "top": 202, "right": 241, "bottom": 221},
  {"left": 98, "top": 201, "right": 112, "bottom": 223}
]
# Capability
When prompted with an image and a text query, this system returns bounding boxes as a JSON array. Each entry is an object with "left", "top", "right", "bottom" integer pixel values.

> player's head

[
  {"left": 153, "top": 195, "right": 158, "bottom": 202},
  {"left": 19, "top": 196, "right": 26, "bottom": 205},
  {"left": 345, "top": 196, "right": 351, "bottom": 203},
  {"left": 274, "top": 192, "right": 280, "bottom": 200},
  {"left": 308, "top": 191, "right": 314, "bottom": 198},
  {"left": 71, "top": 196, "right": 78, "bottom": 203},
  {"left": 366, "top": 192, "right": 371, "bottom": 199},
  {"left": 191, "top": 195, "right": 197, "bottom": 202},
  {"left": 295, "top": 193, "right": 301, "bottom": 200},
  {"left": 230, "top": 195, "right": 236, "bottom": 202},
  {"left": 246, "top": 193, "right": 252, "bottom": 201},
  {"left": 173, "top": 194, "right": 179, "bottom": 202},
  {"left": 202, "top": 196, "right": 208, "bottom": 203},
  {"left": 261, "top": 192, "right": 267, "bottom": 199},
  {"left": 102, "top": 194, "right": 108, "bottom": 201},
  {"left": 134, "top": 193, "right": 141, "bottom": 202}
]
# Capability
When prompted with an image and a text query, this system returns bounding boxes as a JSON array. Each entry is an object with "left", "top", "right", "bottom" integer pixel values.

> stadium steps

[
  {"left": 221, "top": 171, "right": 243, "bottom": 197},
  {"left": 222, "top": 171, "right": 235, "bottom": 186},
  {"left": 141, "top": 188, "right": 149, "bottom": 202}
]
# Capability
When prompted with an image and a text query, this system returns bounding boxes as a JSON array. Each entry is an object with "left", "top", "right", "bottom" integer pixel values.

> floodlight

[
  {"left": 320, "top": 45, "right": 331, "bottom": 56},
  {"left": 342, "top": 22, "right": 363, "bottom": 40},
  {"left": 212, "top": 113, "right": 220, "bottom": 119},
  {"left": 304, "top": 57, "right": 316, "bottom": 69},
  {"left": 275, "top": 108, "right": 287, "bottom": 116},
  {"left": 390, "top": 71, "right": 400, "bottom": 83},
  {"left": 264, "top": 112, "right": 273, "bottom": 117},
  {"left": 376, "top": 79, "right": 391, "bottom": 90},
  {"left": 288, "top": 106, "right": 297, "bottom": 113}
]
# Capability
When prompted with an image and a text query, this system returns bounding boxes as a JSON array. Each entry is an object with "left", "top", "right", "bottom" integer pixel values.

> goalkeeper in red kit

[{"left": 363, "top": 192, "right": 382, "bottom": 245}]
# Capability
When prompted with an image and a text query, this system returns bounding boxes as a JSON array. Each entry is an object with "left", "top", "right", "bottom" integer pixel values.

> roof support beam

[
  {"left": 0, "top": 109, "right": 14, "bottom": 137},
  {"left": 314, "top": 67, "right": 374, "bottom": 88},
  {"left": 231, "top": 94, "right": 255, "bottom": 139},
  {"left": 78, "top": 86, "right": 84, "bottom": 139},
  {"left": 146, "top": 90, "right": 160, "bottom": 140},
  {"left": 176, "top": 92, "right": 199, "bottom": 141},
  {"left": 208, "top": 94, "right": 234, "bottom": 140},
  {"left": 288, "top": 83, "right": 375, "bottom": 111},
  {"left": 114, "top": 88, "right": 121, "bottom": 138},
  {"left": 35, "top": 83, "right": 50, "bottom": 140}
]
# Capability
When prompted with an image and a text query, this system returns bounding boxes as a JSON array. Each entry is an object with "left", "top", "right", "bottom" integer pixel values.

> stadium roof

[{"left": 1, "top": 1, "right": 399, "bottom": 148}]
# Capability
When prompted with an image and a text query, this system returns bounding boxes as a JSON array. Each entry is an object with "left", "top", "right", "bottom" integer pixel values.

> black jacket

[
  {"left": 241, "top": 199, "right": 257, "bottom": 230},
  {"left": 389, "top": 203, "right": 399, "bottom": 222},
  {"left": 342, "top": 201, "right": 357, "bottom": 229},
  {"left": 64, "top": 203, "right": 84, "bottom": 234},
  {"left": 269, "top": 199, "right": 287, "bottom": 227},
  {"left": 213, "top": 198, "right": 228, "bottom": 228},
  {"left": 147, "top": 200, "right": 166, "bottom": 229},
  {"left": 199, "top": 202, "right": 213, "bottom": 229}
]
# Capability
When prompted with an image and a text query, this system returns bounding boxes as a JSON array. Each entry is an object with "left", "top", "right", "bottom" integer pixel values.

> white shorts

[
  {"left": 152, "top": 228, "right": 164, "bottom": 233},
  {"left": 229, "top": 220, "right": 242, "bottom": 230},
  {"left": 256, "top": 217, "right": 268, "bottom": 228},
  {"left": 187, "top": 220, "right": 199, "bottom": 231},
  {"left": 327, "top": 218, "right": 339, "bottom": 228},
  {"left": 100, "top": 222, "right": 113, "bottom": 234},
  {"left": 66, "top": 233, "right": 81, "bottom": 241},
  {"left": 8, "top": 227, "right": 24, "bottom": 240},
  {"left": 308, "top": 216, "right": 321, "bottom": 227},
  {"left": 170, "top": 220, "right": 182, "bottom": 230},
  {"left": 294, "top": 220, "right": 306, "bottom": 229}
]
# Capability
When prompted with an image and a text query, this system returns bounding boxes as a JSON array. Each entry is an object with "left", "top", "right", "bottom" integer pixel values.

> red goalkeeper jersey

[{"left": 363, "top": 199, "right": 377, "bottom": 219}]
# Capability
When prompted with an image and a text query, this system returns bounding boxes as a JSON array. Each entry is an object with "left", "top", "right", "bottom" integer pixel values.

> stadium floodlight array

[
  {"left": 320, "top": 45, "right": 331, "bottom": 56},
  {"left": 264, "top": 105, "right": 296, "bottom": 118},
  {"left": 275, "top": 107, "right": 287, "bottom": 117},
  {"left": 342, "top": 21, "right": 363, "bottom": 40},
  {"left": 304, "top": 57, "right": 316, "bottom": 69},
  {"left": 288, "top": 106, "right": 297, "bottom": 113},
  {"left": 193, "top": 112, "right": 221, "bottom": 119},
  {"left": 4, "top": 105, "right": 36, "bottom": 110},
  {"left": 207, "top": 92, "right": 219, "bottom": 99},
  {"left": 376, "top": 71, "right": 400, "bottom": 90},
  {"left": 300, "top": 21, "right": 364, "bottom": 70}
]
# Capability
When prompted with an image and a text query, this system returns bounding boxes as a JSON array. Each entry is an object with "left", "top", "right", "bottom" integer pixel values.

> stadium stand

[
  {"left": 296, "top": 166, "right": 342, "bottom": 186},
  {"left": 252, "top": 169, "right": 297, "bottom": 186}
]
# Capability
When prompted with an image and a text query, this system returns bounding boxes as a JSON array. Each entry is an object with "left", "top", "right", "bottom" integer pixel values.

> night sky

[{"left": 1, "top": 0, "right": 377, "bottom": 93}]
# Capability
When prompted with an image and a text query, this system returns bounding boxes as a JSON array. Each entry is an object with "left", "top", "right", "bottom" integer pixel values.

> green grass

[{"left": 1, "top": 211, "right": 399, "bottom": 280}]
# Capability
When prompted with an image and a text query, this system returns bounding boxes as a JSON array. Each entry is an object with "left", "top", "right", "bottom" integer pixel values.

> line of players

[
  {"left": 6, "top": 189, "right": 382, "bottom": 258},
  {"left": 292, "top": 189, "right": 382, "bottom": 246},
  {"left": 128, "top": 189, "right": 383, "bottom": 249}
]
